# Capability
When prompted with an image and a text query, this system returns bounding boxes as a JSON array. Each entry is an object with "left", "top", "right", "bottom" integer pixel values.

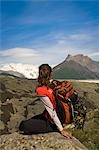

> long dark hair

[{"left": 38, "top": 64, "right": 52, "bottom": 87}]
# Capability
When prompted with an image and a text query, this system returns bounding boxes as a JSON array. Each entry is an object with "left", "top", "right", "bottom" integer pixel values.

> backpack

[{"left": 50, "top": 80, "right": 86, "bottom": 129}]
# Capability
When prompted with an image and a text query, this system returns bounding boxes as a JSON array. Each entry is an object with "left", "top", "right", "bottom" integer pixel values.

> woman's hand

[{"left": 60, "top": 129, "right": 72, "bottom": 138}]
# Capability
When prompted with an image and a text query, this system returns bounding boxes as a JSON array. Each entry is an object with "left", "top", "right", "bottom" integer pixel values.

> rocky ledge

[
  {"left": 0, "top": 132, "right": 88, "bottom": 150},
  {"left": 0, "top": 76, "right": 99, "bottom": 149}
]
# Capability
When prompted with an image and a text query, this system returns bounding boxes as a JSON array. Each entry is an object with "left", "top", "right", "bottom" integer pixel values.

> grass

[{"left": 67, "top": 108, "right": 99, "bottom": 150}]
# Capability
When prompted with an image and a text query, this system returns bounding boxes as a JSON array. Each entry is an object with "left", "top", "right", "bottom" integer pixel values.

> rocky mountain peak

[
  {"left": 65, "top": 54, "right": 92, "bottom": 63},
  {"left": 65, "top": 54, "right": 72, "bottom": 60},
  {"left": 65, "top": 54, "right": 99, "bottom": 73}
]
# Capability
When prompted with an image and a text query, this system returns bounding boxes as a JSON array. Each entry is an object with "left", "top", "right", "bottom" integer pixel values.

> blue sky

[{"left": 0, "top": 0, "right": 99, "bottom": 65}]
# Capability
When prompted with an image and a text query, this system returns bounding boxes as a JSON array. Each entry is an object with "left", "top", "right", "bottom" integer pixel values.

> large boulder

[{"left": 0, "top": 132, "right": 88, "bottom": 150}]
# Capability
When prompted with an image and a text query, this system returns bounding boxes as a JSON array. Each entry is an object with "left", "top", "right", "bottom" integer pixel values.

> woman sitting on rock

[{"left": 19, "top": 64, "right": 72, "bottom": 138}]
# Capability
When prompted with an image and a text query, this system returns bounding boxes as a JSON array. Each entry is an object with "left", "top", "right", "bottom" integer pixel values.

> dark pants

[{"left": 19, "top": 113, "right": 58, "bottom": 135}]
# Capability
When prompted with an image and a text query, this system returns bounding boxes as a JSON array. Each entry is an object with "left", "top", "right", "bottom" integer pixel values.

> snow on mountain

[{"left": 0, "top": 63, "right": 39, "bottom": 79}]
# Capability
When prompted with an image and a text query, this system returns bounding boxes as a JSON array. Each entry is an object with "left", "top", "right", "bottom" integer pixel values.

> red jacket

[{"left": 36, "top": 86, "right": 56, "bottom": 122}]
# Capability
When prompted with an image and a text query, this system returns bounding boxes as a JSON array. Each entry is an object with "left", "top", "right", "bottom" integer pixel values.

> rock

[
  {"left": 0, "top": 103, "right": 14, "bottom": 124},
  {"left": 0, "top": 132, "right": 88, "bottom": 150},
  {"left": 0, "top": 82, "right": 6, "bottom": 91},
  {"left": 0, "top": 120, "right": 5, "bottom": 130},
  {"left": 95, "top": 88, "right": 99, "bottom": 94},
  {"left": 7, "top": 114, "right": 25, "bottom": 133}
]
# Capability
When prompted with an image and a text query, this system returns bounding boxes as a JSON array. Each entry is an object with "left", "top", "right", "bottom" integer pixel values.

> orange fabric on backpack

[
  {"left": 50, "top": 80, "right": 75, "bottom": 124},
  {"left": 62, "top": 102, "right": 71, "bottom": 124}
]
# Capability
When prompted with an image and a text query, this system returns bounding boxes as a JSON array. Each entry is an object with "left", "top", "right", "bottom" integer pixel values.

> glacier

[{"left": 0, "top": 63, "right": 39, "bottom": 79}]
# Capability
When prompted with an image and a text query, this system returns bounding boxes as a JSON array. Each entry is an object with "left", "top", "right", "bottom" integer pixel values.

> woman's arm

[
  {"left": 40, "top": 96, "right": 63, "bottom": 131},
  {"left": 40, "top": 96, "right": 72, "bottom": 138}
]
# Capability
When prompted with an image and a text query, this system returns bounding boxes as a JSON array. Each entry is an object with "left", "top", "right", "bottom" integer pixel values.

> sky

[{"left": 0, "top": 0, "right": 99, "bottom": 65}]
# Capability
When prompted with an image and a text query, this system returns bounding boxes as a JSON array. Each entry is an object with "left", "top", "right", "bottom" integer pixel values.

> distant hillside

[
  {"left": 53, "top": 60, "right": 99, "bottom": 79},
  {"left": 0, "top": 70, "right": 25, "bottom": 78}
]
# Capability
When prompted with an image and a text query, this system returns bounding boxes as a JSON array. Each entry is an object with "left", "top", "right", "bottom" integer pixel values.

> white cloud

[
  {"left": 88, "top": 52, "right": 99, "bottom": 57},
  {"left": 0, "top": 48, "right": 39, "bottom": 58},
  {"left": 0, "top": 30, "right": 99, "bottom": 65},
  {"left": 68, "top": 33, "right": 93, "bottom": 41},
  {"left": 55, "top": 33, "right": 93, "bottom": 44},
  {"left": 0, "top": 48, "right": 44, "bottom": 65},
  {"left": 0, "top": 46, "right": 68, "bottom": 65},
  {"left": 0, "top": 46, "right": 99, "bottom": 65},
  {"left": 88, "top": 52, "right": 99, "bottom": 61}
]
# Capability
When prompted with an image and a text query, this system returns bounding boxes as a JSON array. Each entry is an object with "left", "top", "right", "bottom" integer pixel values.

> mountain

[
  {"left": 66, "top": 54, "right": 99, "bottom": 74},
  {"left": 0, "top": 70, "right": 25, "bottom": 78},
  {"left": 0, "top": 54, "right": 99, "bottom": 79},
  {"left": 53, "top": 54, "right": 99, "bottom": 79},
  {"left": 0, "top": 63, "right": 38, "bottom": 79}
]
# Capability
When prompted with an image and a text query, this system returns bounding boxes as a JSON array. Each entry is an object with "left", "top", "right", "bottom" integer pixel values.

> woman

[{"left": 19, "top": 64, "right": 72, "bottom": 138}]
